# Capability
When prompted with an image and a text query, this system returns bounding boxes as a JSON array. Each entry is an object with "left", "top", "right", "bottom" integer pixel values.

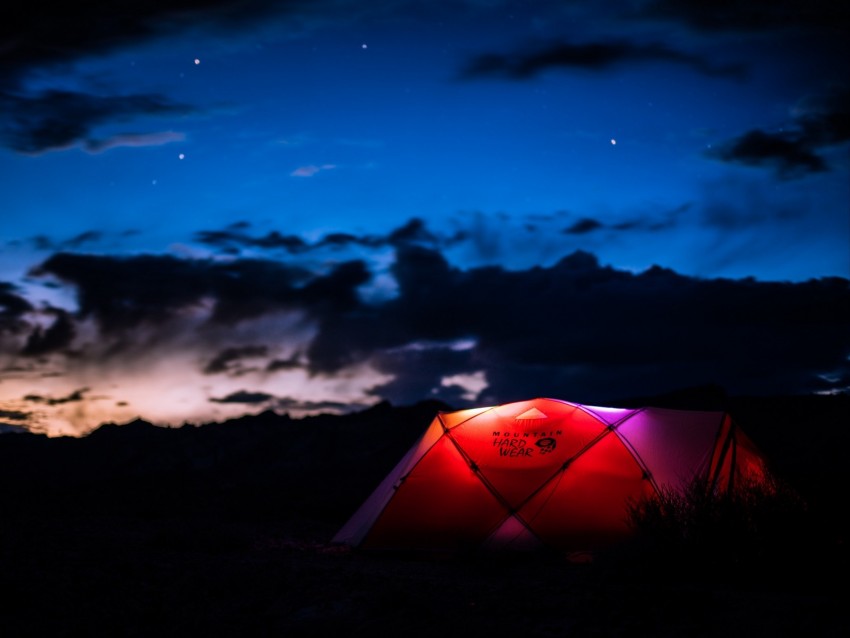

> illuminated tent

[{"left": 332, "top": 397, "right": 769, "bottom": 553}]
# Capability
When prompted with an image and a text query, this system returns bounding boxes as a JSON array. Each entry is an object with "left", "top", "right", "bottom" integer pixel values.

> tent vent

[{"left": 515, "top": 407, "right": 547, "bottom": 420}]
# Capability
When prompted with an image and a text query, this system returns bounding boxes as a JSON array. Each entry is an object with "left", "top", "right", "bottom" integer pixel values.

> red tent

[{"left": 332, "top": 397, "right": 769, "bottom": 553}]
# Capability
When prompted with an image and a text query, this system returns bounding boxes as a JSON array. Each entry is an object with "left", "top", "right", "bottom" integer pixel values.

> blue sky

[{"left": 1, "top": 1, "right": 848, "bottom": 435}]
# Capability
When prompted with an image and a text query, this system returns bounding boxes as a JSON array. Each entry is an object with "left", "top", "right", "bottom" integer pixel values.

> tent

[{"left": 332, "top": 397, "right": 769, "bottom": 553}]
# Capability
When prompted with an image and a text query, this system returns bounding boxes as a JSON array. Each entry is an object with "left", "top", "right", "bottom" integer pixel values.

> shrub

[{"left": 618, "top": 473, "right": 818, "bottom": 586}]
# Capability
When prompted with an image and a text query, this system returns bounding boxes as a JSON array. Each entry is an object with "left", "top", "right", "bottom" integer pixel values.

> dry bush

[{"left": 616, "top": 473, "right": 826, "bottom": 587}]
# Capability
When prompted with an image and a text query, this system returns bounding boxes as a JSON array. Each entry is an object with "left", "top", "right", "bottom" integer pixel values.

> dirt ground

[{"left": 2, "top": 512, "right": 844, "bottom": 638}]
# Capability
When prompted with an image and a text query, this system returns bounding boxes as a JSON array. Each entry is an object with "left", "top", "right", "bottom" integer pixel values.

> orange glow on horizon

[{"left": 0, "top": 355, "right": 394, "bottom": 437}]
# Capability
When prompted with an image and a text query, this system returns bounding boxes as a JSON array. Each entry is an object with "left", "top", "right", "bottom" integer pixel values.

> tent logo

[
  {"left": 515, "top": 407, "right": 547, "bottom": 420},
  {"left": 535, "top": 437, "right": 557, "bottom": 454},
  {"left": 491, "top": 433, "right": 560, "bottom": 458},
  {"left": 494, "top": 436, "right": 532, "bottom": 457}
]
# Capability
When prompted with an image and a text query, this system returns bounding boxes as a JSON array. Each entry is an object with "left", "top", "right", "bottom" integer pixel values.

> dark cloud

[
  {"left": 24, "top": 388, "right": 89, "bottom": 405},
  {"left": 0, "top": 1, "right": 310, "bottom": 154},
  {"left": 209, "top": 390, "right": 358, "bottom": 413},
  {"left": 194, "top": 229, "right": 310, "bottom": 254},
  {"left": 367, "top": 344, "right": 480, "bottom": 407},
  {"left": 20, "top": 308, "right": 75, "bottom": 356},
  {"left": 31, "top": 253, "right": 228, "bottom": 332},
  {"left": 385, "top": 218, "right": 441, "bottom": 246},
  {"left": 707, "top": 130, "right": 826, "bottom": 179},
  {"left": 266, "top": 355, "right": 303, "bottom": 372},
  {"left": 210, "top": 390, "right": 274, "bottom": 404},
  {"left": 316, "top": 232, "right": 374, "bottom": 249},
  {"left": 30, "top": 236, "right": 53, "bottom": 252},
  {"left": 612, "top": 203, "right": 691, "bottom": 232},
  {"left": 204, "top": 345, "right": 269, "bottom": 375},
  {"left": 0, "top": 89, "right": 193, "bottom": 154},
  {"left": 707, "top": 84, "right": 850, "bottom": 179},
  {"left": 273, "top": 396, "right": 360, "bottom": 413},
  {"left": 640, "top": 0, "right": 850, "bottom": 34},
  {"left": 0, "top": 282, "right": 33, "bottom": 334},
  {"left": 0, "top": 409, "right": 29, "bottom": 421},
  {"left": 460, "top": 39, "right": 745, "bottom": 81},
  {"left": 306, "top": 245, "right": 850, "bottom": 403},
  {"left": 794, "top": 84, "right": 850, "bottom": 147},
  {"left": 13, "top": 221, "right": 850, "bottom": 410},
  {"left": 0, "top": 410, "right": 32, "bottom": 434},
  {"left": 195, "top": 217, "right": 446, "bottom": 255},
  {"left": 63, "top": 231, "right": 104, "bottom": 249},
  {"left": 304, "top": 245, "right": 459, "bottom": 374},
  {"left": 28, "top": 231, "right": 111, "bottom": 253},
  {"left": 30, "top": 252, "right": 367, "bottom": 335},
  {"left": 0, "top": 1, "right": 293, "bottom": 88},
  {"left": 564, "top": 218, "right": 604, "bottom": 235}
]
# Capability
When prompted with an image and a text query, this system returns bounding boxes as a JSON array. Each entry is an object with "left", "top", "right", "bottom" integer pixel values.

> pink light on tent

[{"left": 332, "top": 397, "right": 774, "bottom": 554}]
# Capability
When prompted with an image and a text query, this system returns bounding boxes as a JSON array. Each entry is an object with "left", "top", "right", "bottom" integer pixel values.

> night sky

[{"left": 1, "top": 0, "right": 848, "bottom": 436}]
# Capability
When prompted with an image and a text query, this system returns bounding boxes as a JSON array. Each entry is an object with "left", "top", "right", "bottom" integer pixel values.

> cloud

[
  {"left": 28, "top": 252, "right": 350, "bottom": 334},
  {"left": 0, "top": 283, "right": 33, "bottom": 335},
  {"left": 266, "top": 355, "right": 303, "bottom": 372},
  {"left": 20, "top": 308, "right": 75, "bottom": 356},
  {"left": 0, "top": 1, "right": 295, "bottom": 89},
  {"left": 0, "top": 409, "right": 30, "bottom": 421},
  {"left": 83, "top": 131, "right": 186, "bottom": 154},
  {"left": 304, "top": 243, "right": 850, "bottom": 403},
  {"left": 209, "top": 390, "right": 362, "bottom": 413},
  {"left": 5, "top": 220, "right": 849, "bottom": 433},
  {"left": 0, "top": 90, "right": 194, "bottom": 154},
  {"left": 707, "top": 84, "right": 850, "bottom": 179},
  {"left": 612, "top": 203, "right": 691, "bottom": 232},
  {"left": 0, "top": 1, "right": 307, "bottom": 155},
  {"left": 639, "top": 0, "right": 850, "bottom": 34},
  {"left": 460, "top": 39, "right": 745, "bottom": 81},
  {"left": 706, "top": 130, "right": 826, "bottom": 179},
  {"left": 210, "top": 390, "right": 274, "bottom": 404},
  {"left": 63, "top": 231, "right": 104, "bottom": 249},
  {"left": 194, "top": 228, "right": 310, "bottom": 254},
  {"left": 792, "top": 84, "right": 850, "bottom": 146},
  {"left": 366, "top": 342, "right": 481, "bottom": 406},
  {"left": 272, "top": 396, "right": 360, "bottom": 413},
  {"left": 194, "top": 217, "right": 447, "bottom": 255},
  {"left": 0, "top": 408, "right": 31, "bottom": 433},
  {"left": 564, "top": 218, "right": 604, "bottom": 235},
  {"left": 27, "top": 229, "right": 144, "bottom": 253},
  {"left": 24, "top": 388, "right": 89, "bottom": 405},
  {"left": 290, "top": 164, "right": 336, "bottom": 177},
  {"left": 204, "top": 345, "right": 269, "bottom": 375}
]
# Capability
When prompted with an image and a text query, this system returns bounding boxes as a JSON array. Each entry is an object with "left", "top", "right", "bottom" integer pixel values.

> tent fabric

[{"left": 332, "top": 397, "right": 770, "bottom": 553}]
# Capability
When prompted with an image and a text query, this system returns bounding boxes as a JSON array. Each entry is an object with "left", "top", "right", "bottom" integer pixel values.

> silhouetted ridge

[
  {"left": 0, "top": 399, "right": 455, "bottom": 523},
  {"left": 87, "top": 417, "right": 161, "bottom": 439},
  {"left": 613, "top": 383, "right": 730, "bottom": 410},
  {"left": 1, "top": 394, "right": 847, "bottom": 550}
]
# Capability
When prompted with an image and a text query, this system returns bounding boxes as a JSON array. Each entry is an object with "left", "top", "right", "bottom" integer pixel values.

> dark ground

[{"left": 1, "top": 390, "right": 847, "bottom": 637}]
